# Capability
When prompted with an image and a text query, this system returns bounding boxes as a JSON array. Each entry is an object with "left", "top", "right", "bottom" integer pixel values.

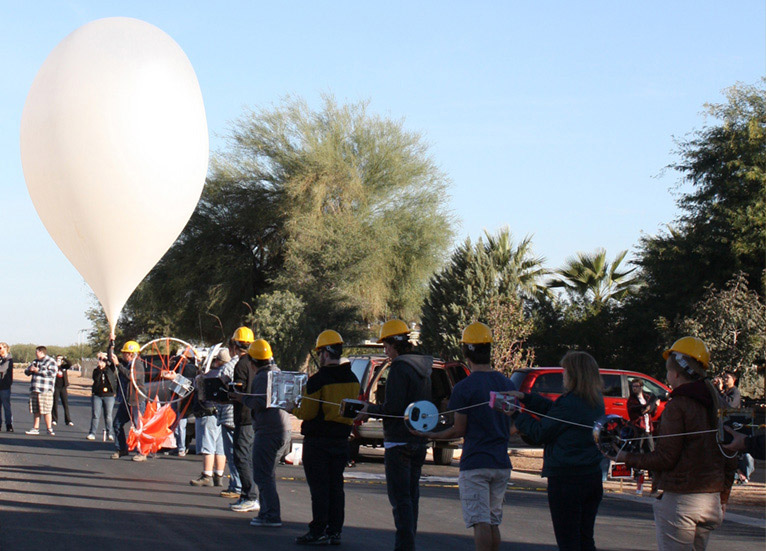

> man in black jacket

[
  {"left": 0, "top": 342, "right": 13, "bottom": 432},
  {"left": 52, "top": 356, "right": 73, "bottom": 426},
  {"left": 357, "top": 320, "right": 432, "bottom": 551},
  {"left": 229, "top": 327, "right": 260, "bottom": 513}
]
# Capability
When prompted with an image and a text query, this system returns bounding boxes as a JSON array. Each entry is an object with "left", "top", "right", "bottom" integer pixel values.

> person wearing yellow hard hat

[
  {"left": 410, "top": 322, "right": 517, "bottom": 551},
  {"left": 291, "top": 330, "right": 360, "bottom": 545},
  {"left": 227, "top": 326, "right": 260, "bottom": 513},
  {"left": 356, "top": 320, "right": 433, "bottom": 551},
  {"left": 617, "top": 336, "right": 737, "bottom": 551},
  {"left": 237, "top": 338, "right": 291, "bottom": 528},
  {"left": 111, "top": 339, "right": 147, "bottom": 461}
]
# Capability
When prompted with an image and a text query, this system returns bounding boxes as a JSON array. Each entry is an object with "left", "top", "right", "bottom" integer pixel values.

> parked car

[
  {"left": 509, "top": 367, "right": 671, "bottom": 423},
  {"left": 348, "top": 349, "right": 470, "bottom": 465}
]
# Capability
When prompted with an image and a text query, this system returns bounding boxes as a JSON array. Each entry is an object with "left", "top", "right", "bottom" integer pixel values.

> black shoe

[
  {"left": 295, "top": 532, "right": 331, "bottom": 545},
  {"left": 6, "top": 426, "right": 12, "bottom": 433},
  {"left": 327, "top": 533, "right": 341, "bottom": 545},
  {"left": 213, "top": 473, "right": 223, "bottom": 487}
]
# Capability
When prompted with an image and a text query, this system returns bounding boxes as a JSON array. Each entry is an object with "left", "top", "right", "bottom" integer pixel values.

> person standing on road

[
  {"left": 229, "top": 327, "right": 260, "bottom": 513},
  {"left": 189, "top": 347, "right": 228, "bottom": 488},
  {"left": 0, "top": 342, "right": 14, "bottom": 432},
  {"left": 238, "top": 339, "right": 292, "bottom": 528},
  {"left": 111, "top": 340, "right": 147, "bottom": 461},
  {"left": 412, "top": 322, "right": 515, "bottom": 551},
  {"left": 87, "top": 352, "right": 117, "bottom": 441},
  {"left": 356, "top": 319, "right": 433, "bottom": 551},
  {"left": 617, "top": 337, "right": 737, "bottom": 551},
  {"left": 509, "top": 351, "right": 605, "bottom": 551},
  {"left": 627, "top": 379, "right": 660, "bottom": 453},
  {"left": 24, "top": 346, "right": 58, "bottom": 436},
  {"left": 291, "top": 330, "right": 360, "bottom": 546},
  {"left": 215, "top": 342, "right": 242, "bottom": 499},
  {"left": 52, "top": 355, "right": 73, "bottom": 427}
]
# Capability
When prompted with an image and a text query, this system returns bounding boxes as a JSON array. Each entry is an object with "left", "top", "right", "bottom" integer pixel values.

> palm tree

[
  {"left": 550, "top": 248, "right": 641, "bottom": 307},
  {"left": 483, "top": 228, "right": 549, "bottom": 298}
]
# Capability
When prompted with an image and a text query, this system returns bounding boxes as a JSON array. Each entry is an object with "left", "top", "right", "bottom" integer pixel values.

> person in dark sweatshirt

[
  {"left": 87, "top": 352, "right": 118, "bottom": 440},
  {"left": 357, "top": 319, "right": 433, "bottom": 551},
  {"left": 292, "top": 330, "right": 360, "bottom": 546},
  {"left": 239, "top": 339, "right": 292, "bottom": 528},
  {"left": 509, "top": 351, "right": 606, "bottom": 551},
  {"left": 0, "top": 342, "right": 14, "bottom": 432}
]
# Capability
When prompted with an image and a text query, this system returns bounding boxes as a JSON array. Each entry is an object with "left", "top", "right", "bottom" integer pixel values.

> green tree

[
  {"left": 420, "top": 228, "right": 543, "bottom": 361},
  {"left": 676, "top": 273, "right": 766, "bottom": 397},
  {"left": 118, "top": 96, "right": 454, "bottom": 369},
  {"left": 622, "top": 80, "right": 766, "bottom": 373},
  {"left": 549, "top": 248, "right": 641, "bottom": 309}
]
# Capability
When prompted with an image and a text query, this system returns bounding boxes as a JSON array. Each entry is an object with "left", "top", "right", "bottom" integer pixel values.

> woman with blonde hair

[{"left": 508, "top": 351, "right": 605, "bottom": 551}]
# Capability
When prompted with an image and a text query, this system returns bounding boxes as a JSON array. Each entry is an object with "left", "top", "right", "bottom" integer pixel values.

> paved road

[{"left": 1, "top": 384, "right": 763, "bottom": 550}]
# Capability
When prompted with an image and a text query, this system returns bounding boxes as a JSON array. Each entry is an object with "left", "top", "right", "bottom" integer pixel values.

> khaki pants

[{"left": 653, "top": 492, "right": 722, "bottom": 551}]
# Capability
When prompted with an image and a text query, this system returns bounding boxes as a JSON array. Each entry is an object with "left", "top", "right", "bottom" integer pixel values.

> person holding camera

[
  {"left": 52, "top": 355, "right": 73, "bottom": 427},
  {"left": 87, "top": 352, "right": 117, "bottom": 441}
]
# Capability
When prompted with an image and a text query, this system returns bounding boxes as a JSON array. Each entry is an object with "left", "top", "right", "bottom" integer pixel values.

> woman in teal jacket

[{"left": 509, "top": 351, "right": 605, "bottom": 551}]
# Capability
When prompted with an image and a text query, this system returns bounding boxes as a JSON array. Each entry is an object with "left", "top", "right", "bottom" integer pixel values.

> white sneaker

[
  {"left": 51, "top": 421, "right": 57, "bottom": 426},
  {"left": 107, "top": 435, "right": 115, "bottom": 441},
  {"left": 25, "top": 428, "right": 40, "bottom": 435},
  {"left": 230, "top": 498, "right": 260, "bottom": 512},
  {"left": 86, "top": 434, "right": 96, "bottom": 440}
]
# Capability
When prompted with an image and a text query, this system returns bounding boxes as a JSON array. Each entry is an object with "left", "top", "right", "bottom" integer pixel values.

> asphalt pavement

[{"left": 0, "top": 382, "right": 763, "bottom": 550}]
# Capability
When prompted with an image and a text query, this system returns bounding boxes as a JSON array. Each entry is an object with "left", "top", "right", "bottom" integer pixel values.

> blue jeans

[
  {"left": 384, "top": 442, "right": 427, "bottom": 551},
  {"left": 252, "top": 430, "right": 291, "bottom": 522},
  {"left": 0, "top": 388, "right": 12, "bottom": 428},
  {"left": 90, "top": 395, "right": 115, "bottom": 438},
  {"left": 547, "top": 472, "right": 603, "bottom": 551},
  {"left": 175, "top": 417, "right": 187, "bottom": 453},
  {"left": 222, "top": 425, "right": 241, "bottom": 492}
]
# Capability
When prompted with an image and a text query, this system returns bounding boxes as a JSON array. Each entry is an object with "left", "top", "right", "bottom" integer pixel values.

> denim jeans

[
  {"left": 234, "top": 424, "right": 257, "bottom": 500},
  {"left": 547, "top": 472, "right": 603, "bottom": 551},
  {"left": 221, "top": 425, "right": 241, "bottom": 492},
  {"left": 384, "top": 442, "right": 427, "bottom": 551},
  {"left": 90, "top": 395, "right": 115, "bottom": 438},
  {"left": 175, "top": 417, "right": 187, "bottom": 453},
  {"left": 303, "top": 436, "right": 349, "bottom": 536},
  {"left": 252, "top": 430, "right": 290, "bottom": 522},
  {"left": 0, "top": 388, "right": 12, "bottom": 428}
]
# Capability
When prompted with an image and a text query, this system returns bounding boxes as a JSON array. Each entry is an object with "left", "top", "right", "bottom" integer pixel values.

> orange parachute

[{"left": 127, "top": 400, "right": 177, "bottom": 455}]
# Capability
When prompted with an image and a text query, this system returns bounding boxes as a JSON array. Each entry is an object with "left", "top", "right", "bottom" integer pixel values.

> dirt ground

[{"left": 27, "top": 368, "right": 765, "bottom": 511}]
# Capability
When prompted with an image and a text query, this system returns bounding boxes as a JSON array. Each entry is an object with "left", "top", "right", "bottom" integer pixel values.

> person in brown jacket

[{"left": 617, "top": 336, "right": 736, "bottom": 551}]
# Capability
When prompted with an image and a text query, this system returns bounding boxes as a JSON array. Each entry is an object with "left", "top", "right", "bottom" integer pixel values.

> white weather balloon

[{"left": 20, "top": 17, "right": 208, "bottom": 333}]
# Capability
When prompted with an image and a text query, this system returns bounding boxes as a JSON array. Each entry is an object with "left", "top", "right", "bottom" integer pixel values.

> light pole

[{"left": 77, "top": 328, "right": 88, "bottom": 370}]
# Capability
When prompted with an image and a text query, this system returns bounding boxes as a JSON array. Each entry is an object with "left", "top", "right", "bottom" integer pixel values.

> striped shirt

[{"left": 25, "top": 355, "right": 58, "bottom": 393}]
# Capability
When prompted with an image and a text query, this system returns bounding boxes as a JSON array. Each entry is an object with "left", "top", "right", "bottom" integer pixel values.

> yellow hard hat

[
  {"left": 248, "top": 339, "right": 273, "bottom": 361},
  {"left": 121, "top": 340, "right": 140, "bottom": 354},
  {"left": 663, "top": 336, "right": 710, "bottom": 369},
  {"left": 233, "top": 326, "right": 255, "bottom": 344},
  {"left": 461, "top": 322, "right": 493, "bottom": 344},
  {"left": 378, "top": 319, "right": 410, "bottom": 343},
  {"left": 315, "top": 330, "right": 343, "bottom": 351}
]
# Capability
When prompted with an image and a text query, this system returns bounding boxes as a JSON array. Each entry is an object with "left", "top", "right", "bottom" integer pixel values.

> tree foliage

[
  {"left": 549, "top": 248, "right": 641, "bottom": 308},
  {"left": 109, "top": 96, "right": 454, "bottom": 369},
  {"left": 420, "top": 228, "right": 542, "bottom": 361},
  {"left": 676, "top": 273, "right": 766, "bottom": 397}
]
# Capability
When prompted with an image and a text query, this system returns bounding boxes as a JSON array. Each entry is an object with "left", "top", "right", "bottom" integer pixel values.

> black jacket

[
  {"left": 367, "top": 353, "right": 433, "bottom": 444},
  {"left": 92, "top": 365, "right": 118, "bottom": 397},
  {"left": 0, "top": 354, "right": 12, "bottom": 391},
  {"left": 232, "top": 355, "right": 254, "bottom": 426}
]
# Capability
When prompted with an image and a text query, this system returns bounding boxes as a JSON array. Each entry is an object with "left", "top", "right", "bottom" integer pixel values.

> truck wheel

[{"left": 432, "top": 446, "right": 454, "bottom": 465}]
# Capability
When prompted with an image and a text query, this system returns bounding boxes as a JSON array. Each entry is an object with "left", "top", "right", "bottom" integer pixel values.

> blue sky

[{"left": 1, "top": 2, "right": 764, "bottom": 345}]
